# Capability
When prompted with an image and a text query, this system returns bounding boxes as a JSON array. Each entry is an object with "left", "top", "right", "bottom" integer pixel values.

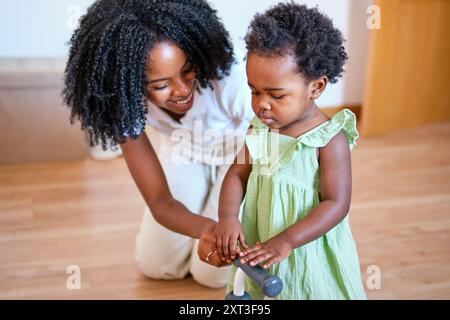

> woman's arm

[
  {"left": 240, "top": 131, "right": 352, "bottom": 268},
  {"left": 120, "top": 132, "right": 215, "bottom": 239}
]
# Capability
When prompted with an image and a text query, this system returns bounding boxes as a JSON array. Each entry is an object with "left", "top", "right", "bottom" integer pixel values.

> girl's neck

[{"left": 278, "top": 103, "right": 329, "bottom": 138}]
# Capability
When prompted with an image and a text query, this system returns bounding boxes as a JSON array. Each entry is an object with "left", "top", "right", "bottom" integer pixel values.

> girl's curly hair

[
  {"left": 245, "top": 2, "right": 347, "bottom": 84},
  {"left": 63, "top": 0, "right": 234, "bottom": 148}
]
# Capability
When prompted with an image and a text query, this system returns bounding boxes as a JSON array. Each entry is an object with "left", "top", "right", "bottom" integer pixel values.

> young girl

[{"left": 214, "top": 3, "right": 367, "bottom": 299}]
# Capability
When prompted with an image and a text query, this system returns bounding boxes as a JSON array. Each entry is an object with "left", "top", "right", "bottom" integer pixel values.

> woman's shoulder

[{"left": 208, "top": 47, "right": 253, "bottom": 121}]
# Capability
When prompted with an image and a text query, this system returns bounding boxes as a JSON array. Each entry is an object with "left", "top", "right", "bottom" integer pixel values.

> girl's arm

[
  {"left": 218, "top": 143, "right": 252, "bottom": 220},
  {"left": 240, "top": 131, "right": 352, "bottom": 268},
  {"left": 120, "top": 132, "right": 215, "bottom": 240},
  {"left": 281, "top": 131, "right": 352, "bottom": 247},
  {"left": 215, "top": 143, "right": 252, "bottom": 261}
]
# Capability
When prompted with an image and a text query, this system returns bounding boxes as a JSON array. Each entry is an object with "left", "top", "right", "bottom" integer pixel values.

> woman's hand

[
  {"left": 239, "top": 234, "right": 292, "bottom": 269},
  {"left": 215, "top": 216, "right": 248, "bottom": 263},
  {"left": 198, "top": 223, "right": 229, "bottom": 267}
]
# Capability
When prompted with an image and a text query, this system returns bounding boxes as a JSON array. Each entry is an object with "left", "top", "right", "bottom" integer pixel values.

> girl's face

[
  {"left": 246, "top": 53, "right": 322, "bottom": 130},
  {"left": 146, "top": 41, "right": 197, "bottom": 116}
]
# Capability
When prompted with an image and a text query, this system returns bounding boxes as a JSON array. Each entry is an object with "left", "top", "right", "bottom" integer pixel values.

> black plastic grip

[{"left": 233, "top": 258, "right": 283, "bottom": 297}]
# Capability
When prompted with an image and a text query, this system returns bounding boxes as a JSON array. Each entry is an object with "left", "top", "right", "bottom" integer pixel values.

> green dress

[{"left": 228, "top": 109, "right": 367, "bottom": 300}]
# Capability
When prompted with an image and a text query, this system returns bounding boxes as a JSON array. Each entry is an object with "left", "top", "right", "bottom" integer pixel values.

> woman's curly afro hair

[
  {"left": 63, "top": 0, "right": 234, "bottom": 148},
  {"left": 245, "top": 2, "right": 348, "bottom": 84}
]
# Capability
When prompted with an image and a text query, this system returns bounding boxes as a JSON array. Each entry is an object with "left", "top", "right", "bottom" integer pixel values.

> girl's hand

[
  {"left": 198, "top": 223, "right": 229, "bottom": 267},
  {"left": 215, "top": 216, "right": 248, "bottom": 263},
  {"left": 239, "top": 234, "right": 293, "bottom": 269}
]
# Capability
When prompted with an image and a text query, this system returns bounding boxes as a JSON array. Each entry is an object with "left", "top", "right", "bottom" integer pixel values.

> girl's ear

[{"left": 309, "top": 76, "right": 329, "bottom": 100}]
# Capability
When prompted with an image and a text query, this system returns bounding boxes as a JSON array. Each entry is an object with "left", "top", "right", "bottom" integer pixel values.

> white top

[{"left": 145, "top": 50, "right": 253, "bottom": 165}]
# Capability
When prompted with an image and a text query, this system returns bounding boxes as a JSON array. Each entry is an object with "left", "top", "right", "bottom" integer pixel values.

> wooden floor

[{"left": 1, "top": 121, "right": 450, "bottom": 300}]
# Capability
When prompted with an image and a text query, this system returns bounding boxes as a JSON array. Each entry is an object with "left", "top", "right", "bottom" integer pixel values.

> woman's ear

[{"left": 309, "top": 76, "right": 329, "bottom": 100}]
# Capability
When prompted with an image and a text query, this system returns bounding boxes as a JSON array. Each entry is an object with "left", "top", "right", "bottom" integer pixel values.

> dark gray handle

[{"left": 233, "top": 259, "right": 283, "bottom": 297}]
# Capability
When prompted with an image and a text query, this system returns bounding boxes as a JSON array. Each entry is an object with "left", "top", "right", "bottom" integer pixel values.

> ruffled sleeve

[
  {"left": 249, "top": 116, "right": 266, "bottom": 130},
  {"left": 299, "top": 109, "right": 359, "bottom": 150},
  {"left": 245, "top": 116, "right": 268, "bottom": 162}
]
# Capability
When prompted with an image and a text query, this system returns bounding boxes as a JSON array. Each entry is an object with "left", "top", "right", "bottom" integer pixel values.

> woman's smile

[{"left": 167, "top": 82, "right": 196, "bottom": 112}]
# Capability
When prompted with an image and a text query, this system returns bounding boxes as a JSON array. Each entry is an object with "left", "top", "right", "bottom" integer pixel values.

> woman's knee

[
  {"left": 190, "top": 262, "right": 230, "bottom": 289},
  {"left": 134, "top": 220, "right": 193, "bottom": 280},
  {"left": 135, "top": 252, "right": 190, "bottom": 280}
]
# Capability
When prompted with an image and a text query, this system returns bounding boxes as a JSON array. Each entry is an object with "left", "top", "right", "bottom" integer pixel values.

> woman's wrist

[
  {"left": 195, "top": 217, "right": 216, "bottom": 239},
  {"left": 150, "top": 196, "right": 216, "bottom": 239}
]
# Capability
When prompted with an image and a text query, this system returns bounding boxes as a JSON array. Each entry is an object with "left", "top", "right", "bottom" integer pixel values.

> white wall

[
  {"left": 0, "top": 0, "right": 93, "bottom": 57},
  {"left": 0, "top": 0, "right": 371, "bottom": 107},
  {"left": 213, "top": 0, "right": 372, "bottom": 107}
]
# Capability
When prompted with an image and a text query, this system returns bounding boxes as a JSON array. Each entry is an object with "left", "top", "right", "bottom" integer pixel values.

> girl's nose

[{"left": 256, "top": 98, "right": 271, "bottom": 113}]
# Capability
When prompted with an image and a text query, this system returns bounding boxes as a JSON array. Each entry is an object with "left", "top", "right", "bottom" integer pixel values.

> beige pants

[{"left": 134, "top": 127, "right": 231, "bottom": 288}]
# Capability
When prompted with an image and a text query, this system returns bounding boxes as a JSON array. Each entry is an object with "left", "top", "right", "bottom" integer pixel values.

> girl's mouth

[{"left": 259, "top": 113, "right": 275, "bottom": 124}]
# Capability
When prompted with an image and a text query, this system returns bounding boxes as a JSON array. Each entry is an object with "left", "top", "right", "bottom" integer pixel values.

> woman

[{"left": 63, "top": 0, "right": 252, "bottom": 288}]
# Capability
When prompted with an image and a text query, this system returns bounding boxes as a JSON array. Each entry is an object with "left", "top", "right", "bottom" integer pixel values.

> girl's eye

[
  {"left": 251, "top": 91, "right": 259, "bottom": 96},
  {"left": 271, "top": 95, "right": 286, "bottom": 100}
]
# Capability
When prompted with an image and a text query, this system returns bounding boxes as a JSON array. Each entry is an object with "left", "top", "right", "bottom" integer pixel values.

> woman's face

[
  {"left": 146, "top": 41, "right": 197, "bottom": 116},
  {"left": 246, "top": 53, "right": 316, "bottom": 129}
]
